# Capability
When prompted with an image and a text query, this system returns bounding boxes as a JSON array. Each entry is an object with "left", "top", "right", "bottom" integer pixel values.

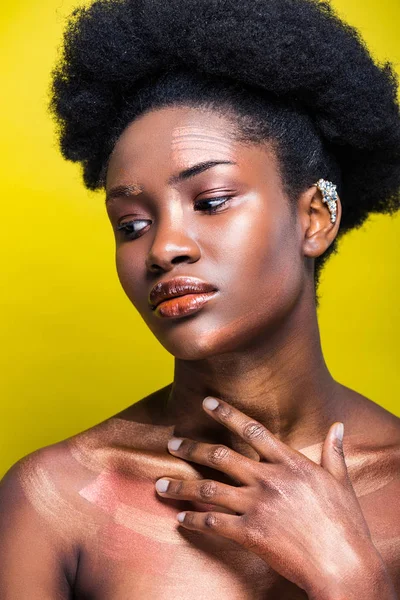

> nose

[{"left": 145, "top": 214, "right": 201, "bottom": 273}]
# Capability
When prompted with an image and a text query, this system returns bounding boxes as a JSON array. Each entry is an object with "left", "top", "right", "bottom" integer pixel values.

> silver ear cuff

[{"left": 314, "top": 179, "right": 338, "bottom": 224}]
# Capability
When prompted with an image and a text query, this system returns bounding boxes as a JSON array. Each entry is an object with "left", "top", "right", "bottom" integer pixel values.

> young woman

[{"left": 1, "top": 0, "right": 399, "bottom": 598}]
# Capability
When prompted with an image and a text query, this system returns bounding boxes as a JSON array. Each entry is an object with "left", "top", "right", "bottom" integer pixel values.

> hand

[{"left": 154, "top": 396, "right": 384, "bottom": 595}]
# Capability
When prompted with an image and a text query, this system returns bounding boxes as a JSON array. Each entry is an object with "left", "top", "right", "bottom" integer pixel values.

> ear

[{"left": 298, "top": 184, "right": 342, "bottom": 258}]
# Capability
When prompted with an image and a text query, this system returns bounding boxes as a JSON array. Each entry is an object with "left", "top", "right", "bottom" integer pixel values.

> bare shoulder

[
  {"left": 0, "top": 434, "right": 100, "bottom": 552},
  {"left": 341, "top": 384, "right": 400, "bottom": 494},
  {"left": 1, "top": 383, "right": 174, "bottom": 538},
  {"left": 0, "top": 385, "right": 168, "bottom": 543},
  {"left": 2, "top": 382, "right": 171, "bottom": 480},
  {"left": 0, "top": 385, "right": 176, "bottom": 598},
  {"left": 340, "top": 386, "right": 400, "bottom": 587},
  {"left": 0, "top": 440, "right": 87, "bottom": 594},
  {"left": 338, "top": 383, "right": 400, "bottom": 455}
]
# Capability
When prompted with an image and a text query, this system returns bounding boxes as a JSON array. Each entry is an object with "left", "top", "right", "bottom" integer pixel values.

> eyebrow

[{"left": 105, "top": 159, "right": 237, "bottom": 205}]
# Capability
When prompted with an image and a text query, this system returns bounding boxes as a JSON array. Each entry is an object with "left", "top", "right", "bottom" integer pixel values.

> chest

[
  {"left": 73, "top": 465, "right": 313, "bottom": 598},
  {"left": 72, "top": 451, "right": 399, "bottom": 599},
  {"left": 76, "top": 527, "right": 308, "bottom": 600}
]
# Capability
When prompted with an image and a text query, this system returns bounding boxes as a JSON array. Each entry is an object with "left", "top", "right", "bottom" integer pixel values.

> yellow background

[{"left": 0, "top": 0, "right": 399, "bottom": 478}]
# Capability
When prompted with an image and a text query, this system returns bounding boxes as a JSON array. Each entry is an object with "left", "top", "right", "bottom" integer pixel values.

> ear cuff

[{"left": 314, "top": 179, "right": 338, "bottom": 224}]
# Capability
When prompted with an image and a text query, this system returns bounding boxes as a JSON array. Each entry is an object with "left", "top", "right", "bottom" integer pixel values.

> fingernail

[
  {"left": 168, "top": 438, "right": 183, "bottom": 451},
  {"left": 177, "top": 512, "right": 186, "bottom": 523},
  {"left": 334, "top": 422, "right": 344, "bottom": 442},
  {"left": 155, "top": 478, "right": 170, "bottom": 493},
  {"left": 203, "top": 397, "right": 220, "bottom": 410}
]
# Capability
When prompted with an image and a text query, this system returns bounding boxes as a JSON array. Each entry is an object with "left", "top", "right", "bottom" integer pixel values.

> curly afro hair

[{"left": 50, "top": 0, "right": 400, "bottom": 291}]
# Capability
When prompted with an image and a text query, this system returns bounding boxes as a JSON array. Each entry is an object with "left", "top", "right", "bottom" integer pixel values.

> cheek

[
  {"left": 115, "top": 248, "right": 145, "bottom": 308},
  {"left": 183, "top": 206, "right": 304, "bottom": 355},
  {"left": 219, "top": 202, "right": 302, "bottom": 308}
]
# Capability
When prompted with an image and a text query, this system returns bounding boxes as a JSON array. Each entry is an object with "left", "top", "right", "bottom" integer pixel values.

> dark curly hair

[{"left": 49, "top": 0, "right": 400, "bottom": 293}]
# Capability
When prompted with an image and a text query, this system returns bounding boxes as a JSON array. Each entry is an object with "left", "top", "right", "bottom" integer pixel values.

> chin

[
  {"left": 146, "top": 322, "right": 225, "bottom": 360},
  {"left": 143, "top": 313, "right": 263, "bottom": 361}
]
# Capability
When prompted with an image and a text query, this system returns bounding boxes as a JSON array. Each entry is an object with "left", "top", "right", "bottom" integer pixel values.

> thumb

[{"left": 320, "top": 422, "right": 349, "bottom": 486}]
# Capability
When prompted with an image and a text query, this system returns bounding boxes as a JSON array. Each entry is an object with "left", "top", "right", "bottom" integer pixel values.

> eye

[
  {"left": 116, "top": 196, "right": 233, "bottom": 241},
  {"left": 194, "top": 196, "right": 233, "bottom": 214},
  {"left": 117, "top": 219, "right": 151, "bottom": 240}
]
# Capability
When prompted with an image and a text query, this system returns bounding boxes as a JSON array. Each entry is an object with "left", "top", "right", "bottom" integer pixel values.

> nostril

[
  {"left": 147, "top": 263, "right": 161, "bottom": 273},
  {"left": 172, "top": 255, "right": 191, "bottom": 264}
]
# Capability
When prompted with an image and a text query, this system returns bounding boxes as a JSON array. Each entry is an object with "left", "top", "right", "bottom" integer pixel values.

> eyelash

[{"left": 117, "top": 196, "right": 233, "bottom": 239}]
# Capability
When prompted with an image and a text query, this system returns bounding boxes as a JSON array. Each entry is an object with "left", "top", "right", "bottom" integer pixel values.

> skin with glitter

[{"left": 0, "top": 106, "right": 399, "bottom": 599}]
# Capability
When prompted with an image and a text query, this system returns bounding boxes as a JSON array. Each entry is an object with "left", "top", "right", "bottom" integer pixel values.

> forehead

[
  {"left": 107, "top": 106, "right": 240, "bottom": 178},
  {"left": 105, "top": 105, "right": 282, "bottom": 196}
]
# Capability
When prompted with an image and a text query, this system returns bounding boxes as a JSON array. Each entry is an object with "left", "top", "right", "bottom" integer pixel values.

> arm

[{"left": 0, "top": 458, "right": 75, "bottom": 599}]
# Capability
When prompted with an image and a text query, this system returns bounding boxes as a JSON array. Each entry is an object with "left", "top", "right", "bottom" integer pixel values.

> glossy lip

[
  {"left": 154, "top": 291, "right": 218, "bottom": 319},
  {"left": 149, "top": 277, "right": 218, "bottom": 311}
]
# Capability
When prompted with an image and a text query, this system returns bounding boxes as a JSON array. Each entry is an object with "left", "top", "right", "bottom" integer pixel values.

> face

[{"left": 105, "top": 106, "right": 306, "bottom": 360}]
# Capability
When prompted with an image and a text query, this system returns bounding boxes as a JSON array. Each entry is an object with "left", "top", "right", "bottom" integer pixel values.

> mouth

[
  {"left": 153, "top": 290, "right": 219, "bottom": 319},
  {"left": 149, "top": 277, "right": 218, "bottom": 313}
]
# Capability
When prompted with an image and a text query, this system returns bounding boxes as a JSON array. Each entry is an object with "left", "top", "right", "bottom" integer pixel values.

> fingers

[
  {"left": 167, "top": 437, "right": 259, "bottom": 485},
  {"left": 174, "top": 509, "right": 244, "bottom": 542},
  {"left": 202, "top": 396, "right": 302, "bottom": 465},
  {"left": 320, "top": 422, "right": 352, "bottom": 489},
  {"left": 155, "top": 477, "right": 247, "bottom": 514}
]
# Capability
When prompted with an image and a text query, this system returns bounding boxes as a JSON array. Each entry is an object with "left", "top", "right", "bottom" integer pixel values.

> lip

[
  {"left": 154, "top": 291, "right": 218, "bottom": 318},
  {"left": 149, "top": 277, "right": 218, "bottom": 311}
]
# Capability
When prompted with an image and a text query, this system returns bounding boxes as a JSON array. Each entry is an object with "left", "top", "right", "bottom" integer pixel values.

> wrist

[{"left": 306, "top": 549, "right": 397, "bottom": 600}]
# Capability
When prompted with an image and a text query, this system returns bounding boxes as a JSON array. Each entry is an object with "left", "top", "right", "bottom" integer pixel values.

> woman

[{"left": 0, "top": 0, "right": 399, "bottom": 597}]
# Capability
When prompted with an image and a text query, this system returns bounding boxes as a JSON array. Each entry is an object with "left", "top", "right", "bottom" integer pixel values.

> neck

[{"left": 164, "top": 294, "right": 344, "bottom": 456}]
